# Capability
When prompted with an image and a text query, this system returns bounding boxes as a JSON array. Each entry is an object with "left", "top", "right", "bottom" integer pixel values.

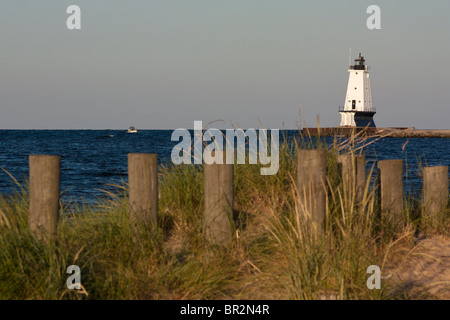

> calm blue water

[{"left": 0, "top": 130, "right": 448, "bottom": 203}]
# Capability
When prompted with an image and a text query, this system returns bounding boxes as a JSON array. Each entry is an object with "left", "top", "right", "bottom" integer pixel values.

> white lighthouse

[{"left": 339, "top": 53, "right": 376, "bottom": 127}]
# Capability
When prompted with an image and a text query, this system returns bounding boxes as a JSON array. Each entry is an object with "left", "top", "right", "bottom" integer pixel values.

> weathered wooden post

[
  {"left": 338, "top": 154, "right": 354, "bottom": 186},
  {"left": 297, "top": 149, "right": 327, "bottom": 228},
  {"left": 423, "top": 166, "right": 448, "bottom": 217},
  {"left": 338, "top": 154, "right": 366, "bottom": 203},
  {"left": 29, "top": 155, "right": 60, "bottom": 240},
  {"left": 355, "top": 156, "right": 366, "bottom": 202},
  {"left": 378, "top": 159, "right": 403, "bottom": 225},
  {"left": 128, "top": 153, "right": 158, "bottom": 226},
  {"left": 204, "top": 162, "right": 233, "bottom": 247}
]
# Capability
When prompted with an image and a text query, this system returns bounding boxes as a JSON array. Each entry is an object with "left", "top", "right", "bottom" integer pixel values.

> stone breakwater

[
  {"left": 302, "top": 127, "right": 450, "bottom": 138},
  {"left": 376, "top": 128, "right": 450, "bottom": 138}
]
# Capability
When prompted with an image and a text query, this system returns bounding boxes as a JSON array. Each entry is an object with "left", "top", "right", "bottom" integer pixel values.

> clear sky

[{"left": 0, "top": 0, "right": 449, "bottom": 129}]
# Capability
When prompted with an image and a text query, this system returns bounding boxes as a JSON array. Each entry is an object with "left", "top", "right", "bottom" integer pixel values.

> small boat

[{"left": 127, "top": 126, "right": 137, "bottom": 133}]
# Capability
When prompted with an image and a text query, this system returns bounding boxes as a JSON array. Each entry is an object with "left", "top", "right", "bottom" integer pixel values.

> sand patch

[{"left": 384, "top": 235, "right": 450, "bottom": 299}]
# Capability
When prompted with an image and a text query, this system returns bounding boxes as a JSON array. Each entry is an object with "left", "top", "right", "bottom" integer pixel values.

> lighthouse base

[{"left": 339, "top": 111, "right": 376, "bottom": 128}]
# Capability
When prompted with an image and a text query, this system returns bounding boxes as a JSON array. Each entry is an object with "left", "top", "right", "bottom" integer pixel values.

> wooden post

[
  {"left": 29, "top": 155, "right": 60, "bottom": 240},
  {"left": 338, "top": 154, "right": 354, "bottom": 189},
  {"left": 128, "top": 153, "right": 158, "bottom": 226},
  {"left": 338, "top": 154, "right": 366, "bottom": 203},
  {"left": 378, "top": 159, "right": 403, "bottom": 225},
  {"left": 355, "top": 156, "right": 366, "bottom": 203},
  {"left": 423, "top": 166, "right": 448, "bottom": 217},
  {"left": 297, "top": 149, "right": 327, "bottom": 228},
  {"left": 204, "top": 162, "right": 233, "bottom": 246}
]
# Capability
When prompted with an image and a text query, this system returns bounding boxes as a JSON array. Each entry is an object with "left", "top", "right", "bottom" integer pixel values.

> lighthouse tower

[{"left": 339, "top": 53, "right": 376, "bottom": 127}]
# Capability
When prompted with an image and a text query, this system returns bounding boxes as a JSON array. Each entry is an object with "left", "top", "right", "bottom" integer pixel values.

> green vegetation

[{"left": 0, "top": 135, "right": 448, "bottom": 300}]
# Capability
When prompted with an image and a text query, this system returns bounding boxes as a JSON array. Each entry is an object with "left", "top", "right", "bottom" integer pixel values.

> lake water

[{"left": 0, "top": 130, "right": 448, "bottom": 203}]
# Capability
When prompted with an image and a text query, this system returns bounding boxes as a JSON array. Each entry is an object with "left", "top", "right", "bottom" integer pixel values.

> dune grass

[{"left": 0, "top": 135, "right": 448, "bottom": 300}]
